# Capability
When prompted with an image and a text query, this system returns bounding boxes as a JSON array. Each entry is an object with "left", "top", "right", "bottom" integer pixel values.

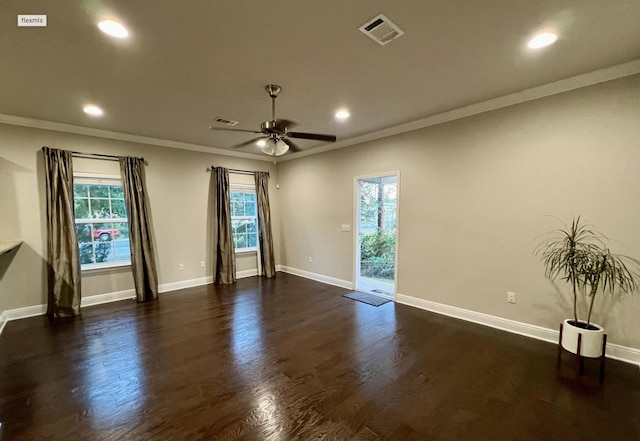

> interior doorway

[{"left": 355, "top": 173, "right": 399, "bottom": 299}]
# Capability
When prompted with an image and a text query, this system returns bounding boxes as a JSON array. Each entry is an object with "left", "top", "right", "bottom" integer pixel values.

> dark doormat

[{"left": 343, "top": 291, "right": 392, "bottom": 306}]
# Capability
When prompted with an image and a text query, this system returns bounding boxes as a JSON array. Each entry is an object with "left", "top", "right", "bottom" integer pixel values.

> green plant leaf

[{"left": 535, "top": 216, "right": 639, "bottom": 324}]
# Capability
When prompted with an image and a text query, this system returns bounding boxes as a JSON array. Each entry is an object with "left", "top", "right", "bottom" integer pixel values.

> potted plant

[{"left": 536, "top": 216, "right": 639, "bottom": 358}]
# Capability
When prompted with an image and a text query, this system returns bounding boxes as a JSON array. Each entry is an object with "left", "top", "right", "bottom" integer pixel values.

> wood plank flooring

[{"left": 1, "top": 273, "right": 639, "bottom": 440}]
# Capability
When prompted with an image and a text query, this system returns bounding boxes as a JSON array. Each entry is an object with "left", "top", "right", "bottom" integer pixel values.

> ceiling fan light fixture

[
  {"left": 275, "top": 140, "right": 290, "bottom": 156},
  {"left": 261, "top": 138, "right": 289, "bottom": 156},
  {"left": 213, "top": 85, "right": 336, "bottom": 155}
]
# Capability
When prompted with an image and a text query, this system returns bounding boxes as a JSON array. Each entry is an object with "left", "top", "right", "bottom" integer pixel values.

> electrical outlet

[
  {"left": 200, "top": 261, "right": 205, "bottom": 268},
  {"left": 308, "top": 257, "right": 313, "bottom": 263},
  {"left": 179, "top": 263, "right": 184, "bottom": 271},
  {"left": 507, "top": 292, "right": 516, "bottom": 304}
]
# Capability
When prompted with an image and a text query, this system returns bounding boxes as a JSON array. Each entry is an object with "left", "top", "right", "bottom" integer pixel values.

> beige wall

[
  {"left": 277, "top": 74, "right": 640, "bottom": 349},
  {"left": 0, "top": 124, "right": 280, "bottom": 311},
  {"left": 2, "top": 74, "right": 639, "bottom": 350}
]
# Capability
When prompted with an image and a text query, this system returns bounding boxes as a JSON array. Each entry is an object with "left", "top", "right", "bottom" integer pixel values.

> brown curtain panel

[
  {"left": 211, "top": 167, "right": 236, "bottom": 284},
  {"left": 42, "top": 147, "right": 81, "bottom": 317},
  {"left": 119, "top": 157, "right": 159, "bottom": 301},
  {"left": 254, "top": 171, "right": 276, "bottom": 278}
]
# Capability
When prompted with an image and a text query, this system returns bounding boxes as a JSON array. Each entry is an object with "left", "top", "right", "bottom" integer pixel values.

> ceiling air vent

[
  {"left": 213, "top": 117, "right": 238, "bottom": 127},
  {"left": 359, "top": 14, "right": 404, "bottom": 46}
]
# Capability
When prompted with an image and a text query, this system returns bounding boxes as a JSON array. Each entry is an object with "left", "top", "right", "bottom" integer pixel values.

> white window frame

[
  {"left": 74, "top": 172, "right": 131, "bottom": 271},
  {"left": 230, "top": 184, "right": 258, "bottom": 253}
]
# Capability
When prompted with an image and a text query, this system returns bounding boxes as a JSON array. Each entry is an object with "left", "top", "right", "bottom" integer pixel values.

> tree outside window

[
  {"left": 359, "top": 177, "right": 397, "bottom": 281},
  {"left": 74, "top": 177, "right": 131, "bottom": 269},
  {"left": 230, "top": 189, "right": 258, "bottom": 252}
]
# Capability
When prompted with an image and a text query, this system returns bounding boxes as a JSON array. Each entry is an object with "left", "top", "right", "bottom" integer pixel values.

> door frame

[{"left": 353, "top": 171, "right": 400, "bottom": 300}]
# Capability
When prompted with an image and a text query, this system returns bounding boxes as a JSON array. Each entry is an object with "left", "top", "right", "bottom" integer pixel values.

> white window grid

[
  {"left": 74, "top": 173, "right": 131, "bottom": 270},
  {"left": 230, "top": 184, "right": 258, "bottom": 253}
]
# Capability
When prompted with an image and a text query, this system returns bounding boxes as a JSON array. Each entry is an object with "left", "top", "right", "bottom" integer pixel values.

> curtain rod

[
  {"left": 209, "top": 166, "right": 269, "bottom": 176},
  {"left": 41, "top": 147, "right": 143, "bottom": 162}
]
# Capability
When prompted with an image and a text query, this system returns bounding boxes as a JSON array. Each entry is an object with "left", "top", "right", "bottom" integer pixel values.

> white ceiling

[{"left": 1, "top": 1, "right": 639, "bottom": 160}]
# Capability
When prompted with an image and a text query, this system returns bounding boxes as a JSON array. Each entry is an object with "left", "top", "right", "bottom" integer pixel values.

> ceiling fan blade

[
  {"left": 209, "top": 126, "right": 262, "bottom": 134},
  {"left": 281, "top": 137, "right": 301, "bottom": 153},
  {"left": 232, "top": 137, "right": 267, "bottom": 149},
  {"left": 276, "top": 119, "right": 298, "bottom": 129},
  {"left": 287, "top": 132, "right": 337, "bottom": 142}
]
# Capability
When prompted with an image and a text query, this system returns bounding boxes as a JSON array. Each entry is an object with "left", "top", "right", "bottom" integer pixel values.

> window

[
  {"left": 73, "top": 174, "right": 131, "bottom": 270},
  {"left": 230, "top": 186, "right": 258, "bottom": 252}
]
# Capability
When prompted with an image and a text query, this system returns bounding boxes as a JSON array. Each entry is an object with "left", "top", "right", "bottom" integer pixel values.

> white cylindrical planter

[{"left": 561, "top": 319, "right": 605, "bottom": 358}]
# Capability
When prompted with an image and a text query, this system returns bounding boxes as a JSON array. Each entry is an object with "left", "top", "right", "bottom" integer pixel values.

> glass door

[{"left": 355, "top": 173, "right": 398, "bottom": 298}]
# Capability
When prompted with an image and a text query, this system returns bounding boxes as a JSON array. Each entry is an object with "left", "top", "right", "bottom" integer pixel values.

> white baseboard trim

[
  {"left": 277, "top": 265, "right": 353, "bottom": 290},
  {"left": 3, "top": 303, "right": 47, "bottom": 321},
  {"left": 0, "top": 275, "right": 217, "bottom": 332},
  {"left": 153, "top": 269, "right": 259, "bottom": 293},
  {"left": 237, "top": 269, "right": 258, "bottom": 279},
  {"left": 396, "top": 294, "right": 559, "bottom": 343},
  {"left": 0, "top": 291, "right": 138, "bottom": 323},
  {"left": 396, "top": 293, "right": 640, "bottom": 367},
  {"left": 0, "top": 271, "right": 261, "bottom": 330},
  {"left": 158, "top": 276, "right": 213, "bottom": 293},
  {"left": 83, "top": 289, "right": 136, "bottom": 306},
  {"left": 155, "top": 269, "right": 259, "bottom": 293},
  {"left": 606, "top": 343, "right": 640, "bottom": 367}
]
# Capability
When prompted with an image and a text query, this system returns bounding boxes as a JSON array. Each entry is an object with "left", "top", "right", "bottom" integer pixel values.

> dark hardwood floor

[{"left": 1, "top": 273, "right": 639, "bottom": 440}]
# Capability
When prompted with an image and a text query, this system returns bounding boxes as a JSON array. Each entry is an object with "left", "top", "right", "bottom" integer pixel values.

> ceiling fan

[{"left": 209, "top": 85, "right": 337, "bottom": 156}]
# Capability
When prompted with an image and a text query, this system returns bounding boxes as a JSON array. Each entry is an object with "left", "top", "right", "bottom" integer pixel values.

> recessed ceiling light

[
  {"left": 256, "top": 139, "right": 266, "bottom": 147},
  {"left": 83, "top": 105, "right": 104, "bottom": 117},
  {"left": 98, "top": 20, "right": 129, "bottom": 39},
  {"left": 528, "top": 32, "right": 557, "bottom": 49},
  {"left": 335, "top": 109, "right": 350, "bottom": 120}
]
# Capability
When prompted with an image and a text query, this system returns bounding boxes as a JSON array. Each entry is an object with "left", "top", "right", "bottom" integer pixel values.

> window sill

[
  {"left": 236, "top": 249, "right": 257, "bottom": 256},
  {"left": 81, "top": 261, "right": 131, "bottom": 273}
]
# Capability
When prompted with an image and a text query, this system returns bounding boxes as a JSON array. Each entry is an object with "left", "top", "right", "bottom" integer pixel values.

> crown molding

[
  {"left": 1, "top": 59, "right": 639, "bottom": 163},
  {"left": 0, "top": 114, "right": 272, "bottom": 162},
  {"left": 279, "top": 58, "right": 640, "bottom": 161}
]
